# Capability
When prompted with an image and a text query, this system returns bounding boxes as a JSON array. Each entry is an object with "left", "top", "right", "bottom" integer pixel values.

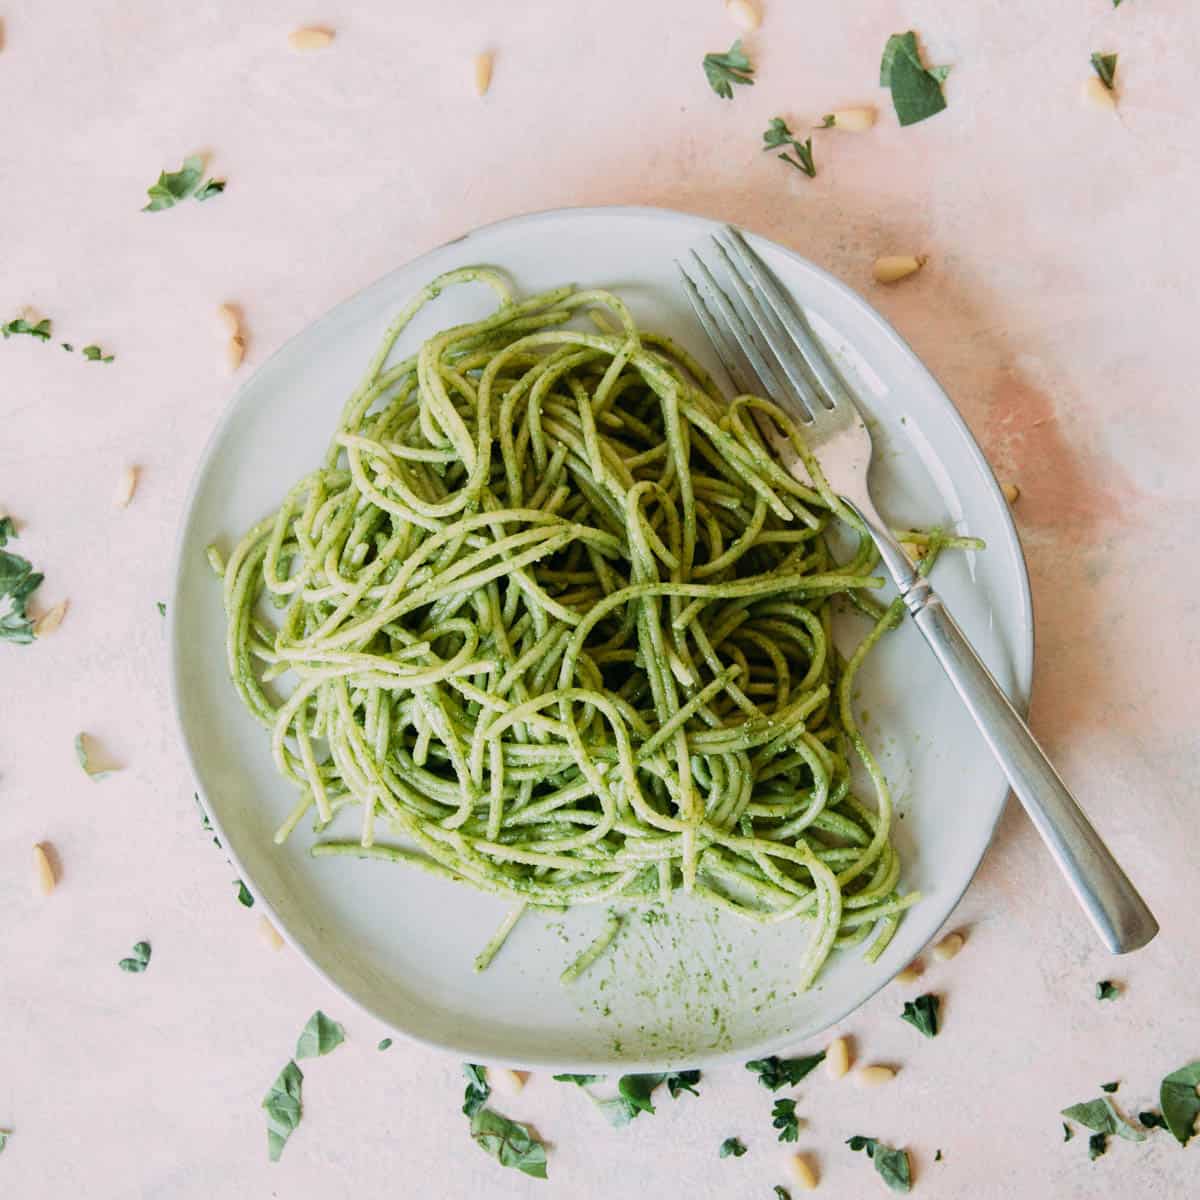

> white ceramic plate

[{"left": 169, "top": 206, "right": 1033, "bottom": 1071}]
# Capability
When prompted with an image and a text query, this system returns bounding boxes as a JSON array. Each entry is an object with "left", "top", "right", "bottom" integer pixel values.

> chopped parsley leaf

[
  {"left": 847, "top": 1136, "right": 911, "bottom": 1193},
  {"left": 1096, "top": 980, "right": 1119, "bottom": 1001},
  {"left": 900, "top": 993, "right": 939, "bottom": 1038},
  {"left": 1100, "top": 1081, "right": 1118, "bottom": 1094},
  {"left": 703, "top": 40, "right": 755, "bottom": 99},
  {"left": 1089, "top": 1132, "right": 1107, "bottom": 1161},
  {"left": 762, "top": 117, "right": 816, "bottom": 177},
  {"left": 118, "top": 941, "right": 152, "bottom": 973},
  {"left": 2, "top": 317, "right": 51, "bottom": 341},
  {"left": 666, "top": 1069, "right": 701, "bottom": 1098},
  {"left": 235, "top": 880, "right": 254, "bottom": 907},
  {"left": 377, "top": 1038, "right": 393, "bottom": 1051},
  {"left": 81, "top": 344, "right": 114, "bottom": 363},
  {"left": 772, "top": 1098, "right": 799, "bottom": 1142},
  {"left": 143, "top": 155, "right": 225, "bottom": 212},
  {"left": 0, "top": 517, "right": 44, "bottom": 644},
  {"left": 718, "top": 1136, "right": 747, "bottom": 1158},
  {"left": 745, "top": 1052, "right": 825, "bottom": 1091}
]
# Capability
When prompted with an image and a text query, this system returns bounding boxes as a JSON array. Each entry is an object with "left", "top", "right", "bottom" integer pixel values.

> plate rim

[{"left": 167, "top": 202, "right": 1035, "bottom": 1070}]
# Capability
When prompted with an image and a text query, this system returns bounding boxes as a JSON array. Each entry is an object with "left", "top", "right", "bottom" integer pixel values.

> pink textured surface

[{"left": 1, "top": 1, "right": 1196, "bottom": 1196}]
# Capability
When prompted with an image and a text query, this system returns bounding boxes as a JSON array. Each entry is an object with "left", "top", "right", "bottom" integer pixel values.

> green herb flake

[
  {"left": 745, "top": 1052, "right": 825, "bottom": 1091},
  {"left": 1138, "top": 1110, "right": 1167, "bottom": 1130},
  {"left": 262, "top": 1059, "right": 303, "bottom": 1162},
  {"left": 1096, "top": 980, "right": 1119, "bottom": 1001},
  {"left": 463, "top": 1064, "right": 491, "bottom": 1117},
  {"left": 81, "top": 344, "right": 114, "bottom": 363},
  {"left": 1060, "top": 1097, "right": 1146, "bottom": 1143},
  {"left": 143, "top": 156, "right": 223, "bottom": 212},
  {"left": 1089, "top": 1132, "right": 1107, "bottom": 1161},
  {"left": 61, "top": 342, "right": 74, "bottom": 352},
  {"left": 1063, "top": 1122, "right": 1074, "bottom": 1142},
  {"left": 0, "top": 1130, "right": 10, "bottom": 1154},
  {"left": 718, "top": 1136, "right": 747, "bottom": 1158},
  {"left": 2, "top": 317, "right": 52, "bottom": 341},
  {"left": 900, "top": 993, "right": 940, "bottom": 1038},
  {"left": 819, "top": 114, "right": 836, "bottom": 128},
  {"left": 157, "top": 601, "right": 167, "bottom": 616},
  {"left": 118, "top": 941, "right": 152, "bottom": 973},
  {"left": 0, "top": 517, "right": 44, "bottom": 644},
  {"left": 762, "top": 117, "right": 817, "bottom": 178},
  {"left": 1091, "top": 52, "right": 1118, "bottom": 91},
  {"left": 772, "top": 1098, "right": 800, "bottom": 1143},
  {"left": 847, "top": 1136, "right": 912, "bottom": 1194},
  {"left": 235, "top": 880, "right": 254, "bottom": 908},
  {"left": 935, "top": 1149, "right": 943, "bottom": 1161},
  {"left": 295, "top": 1010, "right": 344, "bottom": 1060},
  {"left": 666, "top": 1069, "right": 700, "bottom": 1098},
  {"left": 880, "top": 31, "right": 949, "bottom": 126},
  {"left": 468, "top": 1107, "right": 548, "bottom": 1179},
  {"left": 1100, "top": 1081, "right": 1119, "bottom": 1094},
  {"left": 377, "top": 1037, "right": 392, "bottom": 1051},
  {"left": 703, "top": 40, "right": 755, "bottom": 100},
  {"left": 1159, "top": 1061, "right": 1200, "bottom": 1146},
  {"left": 552, "top": 1073, "right": 604, "bottom": 1086},
  {"left": 618, "top": 1073, "right": 666, "bottom": 1116},
  {"left": 773, "top": 1188, "right": 791, "bottom": 1200}
]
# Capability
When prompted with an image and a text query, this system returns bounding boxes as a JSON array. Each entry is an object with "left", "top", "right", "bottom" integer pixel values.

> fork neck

[{"left": 843, "top": 496, "right": 933, "bottom": 617}]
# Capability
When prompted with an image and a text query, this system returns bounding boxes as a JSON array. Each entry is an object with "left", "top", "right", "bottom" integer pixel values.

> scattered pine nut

[
  {"left": 932, "top": 931, "right": 966, "bottom": 961},
  {"left": 825, "top": 1036, "right": 851, "bottom": 1079},
  {"left": 288, "top": 27, "right": 333, "bottom": 51},
  {"left": 488, "top": 1067, "right": 528, "bottom": 1095},
  {"left": 855, "top": 1065, "right": 896, "bottom": 1088},
  {"left": 725, "top": 0, "right": 761, "bottom": 32},
  {"left": 873, "top": 255, "right": 925, "bottom": 284},
  {"left": 113, "top": 465, "right": 138, "bottom": 509},
  {"left": 258, "top": 915, "right": 284, "bottom": 950},
  {"left": 33, "top": 843, "right": 56, "bottom": 895},
  {"left": 1002, "top": 481, "right": 1020, "bottom": 505},
  {"left": 473, "top": 51, "right": 493, "bottom": 97},
  {"left": 217, "top": 303, "right": 240, "bottom": 336},
  {"left": 34, "top": 600, "right": 68, "bottom": 637},
  {"left": 787, "top": 1153, "right": 819, "bottom": 1191},
  {"left": 227, "top": 334, "right": 246, "bottom": 372},
  {"left": 896, "top": 960, "right": 923, "bottom": 985},
  {"left": 828, "top": 107, "right": 876, "bottom": 132},
  {"left": 1082, "top": 76, "right": 1117, "bottom": 111}
]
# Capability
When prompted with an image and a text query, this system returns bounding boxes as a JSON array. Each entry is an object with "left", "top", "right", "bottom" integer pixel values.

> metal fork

[{"left": 678, "top": 226, "right": 1158, "bottom": 955}]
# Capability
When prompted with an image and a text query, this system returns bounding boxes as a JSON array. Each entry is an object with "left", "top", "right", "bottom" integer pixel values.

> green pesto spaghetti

[{"left": 216, "top": 267, "right": 979, "bottom": 989}]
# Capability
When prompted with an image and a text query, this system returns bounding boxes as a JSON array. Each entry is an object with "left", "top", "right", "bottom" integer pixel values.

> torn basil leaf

[
  {"left": 156, "top": 601, "right": 166, "bottom": 616},
  {"left": 118, "top": 941, "right": 152, "bottom": 973},
  {"left": 666, "top": 1069, "right": 701, "bottom": 1098},
  {"left": 143, "top": 156, "right": 225, "bottom": 212},
  {"left": 2, "top": 317, "right": 52, "bottom": 341},
  {"left": 718, "top": 1136, "right": 747, "bottom": 1158},
  {"left": 295, "top": 1010, "right": 344, "bottom": 1060},
  {"left": 1159, "top": 1061, "right": 1200, "bottom": 1146},
  {"left": 618, "top": 1073, "right": 666, "bottom": 1116},
  {"left": 469, "top": 1107, "right": 548, "bottom": 1179},
  {"left": 772, "top": 1098, "right": 799, "bottom": 1142},
  {"left": 1091, "top": 52, "right": 1118, "bottom": 91},
  {"left": 463, "top": 1064, "right": 491, "bottom": 1117},
  {"left": 900, "top": 993, "right": 939, "bottom": 1038},
  {"left": 0, "top": 518, "right": 44, "bottom": 644},
  {"left": 703, "top": 40, "right": 755, "bottom": 99},
  {"left": 847, "top": 1136, "right": 911, "bottom": 1194},
  {"left": 1060, "top": 1097, "right": 1145, "bottom": 1142},
  {"left": 880, "top": 31, "right": 949, "bottom": 126},
  {"left": 745, "top": 1052, "right": 825, "bottom": 1091},
  {"left": 263, "top": 1059, "right": 303, "bottom": 1162}
]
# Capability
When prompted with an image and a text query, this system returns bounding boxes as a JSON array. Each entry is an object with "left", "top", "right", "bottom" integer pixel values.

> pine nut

[
  {"left": 1082, "top": 76, "right": 1116, "bottom": 110},
  {"left": 33, "top": 843, "right": 56, "bottom": 895},
  {"left": 932, "top": 931, "right": 965, "bottom": 961},
  {"left": 217, "top": 304, "right": 240, "bottom": 336},
  {"left": 873, "top": 255, "right": 925, "bottom": 284},
  {"left": 825, "top": 1036, "right": 850, "bottom": 1079},
  {"left": 258, "top": 915, "right": 284, "bottom": 950},
  {"left": 34, "top": 600, "right": 68, "bottom": 637},
  {"left": 726, "top": 0, "right": 761, "bottom": 32},
  {"left": 227, "top": 334, "right": 246, "bottom": 372},
  {"left": 1002, "top": 481, "right": 1020, "bottom": 505},
  {"left": 855, "top": 1065, "right": 896, "bottom": 1088},
  {"left": 288, "top": 27, "right": 333, "bottom": 51},
  {"left": 787, "top": 1153, "right": 818, "bottom": 1190},
  {"left": 113, "top": 465, "right": 138, "bottom": 508},
  {"left": 473, "top": 51, "right": 493, "bottom": 97},
  {"left": 828, "top": 107, "right": 876, "bottom": 132},
  {"left": 488, "top": 1067, "right": 528, "bottom": 1095},
  {"left": 896, "top": 960, "right": 923, "bottom": 985}
]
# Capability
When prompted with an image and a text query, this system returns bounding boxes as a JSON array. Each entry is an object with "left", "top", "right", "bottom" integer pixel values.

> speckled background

[{"left": 2, "top": 1, "right": 1197, "bottom": 1196}]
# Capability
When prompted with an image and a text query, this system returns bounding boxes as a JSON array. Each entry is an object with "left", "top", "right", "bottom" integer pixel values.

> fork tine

[
  {"left": 676, "top": 262, "right": 759, "bottom": 396},
  {"left": 723, "top": 226, "right": 850, "bottom": 410},
  {"left": 686, "top": 250, "right": 795, "bottom": 408},
  {"left": 711, "top": 234, "right": 826, "bottom": 417}
]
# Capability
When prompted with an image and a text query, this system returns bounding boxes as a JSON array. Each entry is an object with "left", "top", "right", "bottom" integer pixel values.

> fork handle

[{"left": 868, "top": 525, "right": 1159, "bottom": 954}]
